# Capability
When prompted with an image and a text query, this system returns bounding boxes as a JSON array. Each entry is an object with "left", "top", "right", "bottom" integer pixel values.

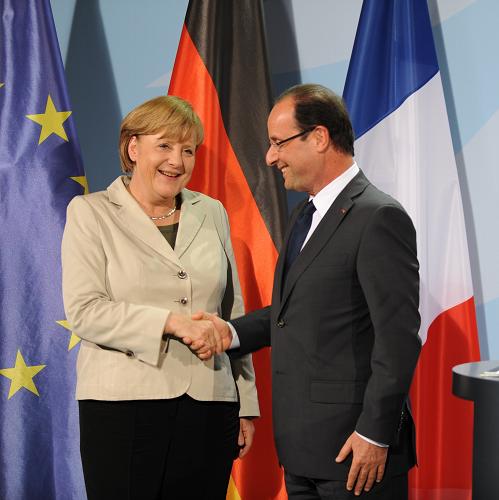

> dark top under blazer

[{"left": 232, "top": 171, "right": 421, "bottom": 480}]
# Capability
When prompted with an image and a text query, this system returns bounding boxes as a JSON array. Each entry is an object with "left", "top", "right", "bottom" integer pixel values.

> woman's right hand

[{"left": 164, "top": 313, "right": 221, "bottom": 358}]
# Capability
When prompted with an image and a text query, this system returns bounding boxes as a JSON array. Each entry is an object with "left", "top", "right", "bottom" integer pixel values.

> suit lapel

[
  {"left": 174, "top": 190, "right": 206, "bottom": 259},
  {"left": 278, "top": 172, "right": 370, "bottom": 315},
  {"left": 107, "top": 177, "right": 205, "bottom": 267}
]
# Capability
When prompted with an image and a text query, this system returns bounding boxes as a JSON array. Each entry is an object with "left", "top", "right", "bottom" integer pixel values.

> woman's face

[{"left": 127, "top": 132, "right": 196, "bottom": 204}]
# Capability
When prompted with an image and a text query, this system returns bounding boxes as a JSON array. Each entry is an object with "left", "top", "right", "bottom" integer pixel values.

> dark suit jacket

[{"left": 232, "top": 171, "right": 421, "bottom": 480}]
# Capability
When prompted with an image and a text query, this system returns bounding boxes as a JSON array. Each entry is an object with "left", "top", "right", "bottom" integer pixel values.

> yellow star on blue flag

[
  {"left": 56, "top": 320, "right": 81, "bottom": 351},
  {"left": 0, "top": 0, "right": 87, "bottom": 496},
  {"left": 26, "top": 94, "right": 72, "bottom": 144},
  {"left": 0, "top": 350, "right": 46, "bottom": 399},
  {"left": 71, "top": 176, "right": 89, "bottom": 195}
]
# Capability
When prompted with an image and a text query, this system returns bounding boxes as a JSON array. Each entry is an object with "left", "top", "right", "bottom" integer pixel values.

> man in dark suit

[{"left": 193, "top": 83, "right": 421, "bottom": 499}]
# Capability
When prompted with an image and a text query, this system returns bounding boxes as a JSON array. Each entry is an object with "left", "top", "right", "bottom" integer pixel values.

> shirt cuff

[
  {"left": 355, "top": 431, "right": 388, "bottom": 448},
  {"left": 227, "top": 322, "right": 240, "bottom": 349}
]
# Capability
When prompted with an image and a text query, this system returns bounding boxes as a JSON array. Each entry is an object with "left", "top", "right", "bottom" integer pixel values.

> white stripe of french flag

[{"left": 343, "top": 1, "right": 480, "bottom": 499}]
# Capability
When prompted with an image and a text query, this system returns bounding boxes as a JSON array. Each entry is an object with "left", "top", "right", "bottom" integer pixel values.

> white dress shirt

[{"left": 302, "top": 162, "right": 359, "bottom": 249}]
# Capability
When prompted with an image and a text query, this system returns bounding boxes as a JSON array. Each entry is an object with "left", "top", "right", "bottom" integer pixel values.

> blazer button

[
  {"left": 277, "top": 319, "right": 285, "bottom": 328},
  {"left": 125, "top": 350, "right": 134, "bottom": 358},
  {"left": 177, "top": 270, "right": 187, "bottom": 279},
  {"left": 180, "top": 297, "right": 188, "bottom": 305}
]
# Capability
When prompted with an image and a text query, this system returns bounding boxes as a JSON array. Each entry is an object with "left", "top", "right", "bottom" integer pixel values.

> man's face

[
  {"left": 266, "top": 98, "right": 319, "bottom": 194},
  {"left": 266, "top": 97, "right": 319, "bottom": 195}
]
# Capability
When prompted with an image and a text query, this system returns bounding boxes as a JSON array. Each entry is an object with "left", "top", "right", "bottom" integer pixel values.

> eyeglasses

[{"left": 268, "top": 127, "right": 315, "bottom": 151}]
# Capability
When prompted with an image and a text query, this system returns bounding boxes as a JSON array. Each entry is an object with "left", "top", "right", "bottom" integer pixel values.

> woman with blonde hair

[{"left": 62, "top": 95, "right": 258, "bottom": 500}]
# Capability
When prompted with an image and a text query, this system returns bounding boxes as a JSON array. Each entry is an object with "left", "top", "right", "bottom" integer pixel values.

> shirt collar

[{"left": 310, "top": 162, "right": 360, "bottom": 217}]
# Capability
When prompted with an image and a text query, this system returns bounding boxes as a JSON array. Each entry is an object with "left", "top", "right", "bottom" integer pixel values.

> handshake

[{"left": 165, "top": 311, "right": 232, "bottom": 360}]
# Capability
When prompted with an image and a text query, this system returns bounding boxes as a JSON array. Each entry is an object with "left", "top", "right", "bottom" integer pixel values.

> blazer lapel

[
  {"left": 107, "top": 177, "right": 195, "bottom": 268},
  {"left": 278, "top": 172, "right": 370, "bottom": 315},
  {"left": 174, "top": 190, "right": 206, "bottom": 259}
]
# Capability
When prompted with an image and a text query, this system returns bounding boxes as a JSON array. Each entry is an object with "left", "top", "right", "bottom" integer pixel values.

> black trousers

[
  {"left": 79, "top": 395, "right": 240, "bottom": 500},
  {"left": 284, "top": 470, "right": 408, "bottom": 500}
]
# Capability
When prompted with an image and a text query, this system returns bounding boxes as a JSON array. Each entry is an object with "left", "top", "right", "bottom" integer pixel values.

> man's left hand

[
  {"left": 335, "top": 432, "right": 388, "bottom": 496},
  {"left": 238, "top": 418, "right": 255, "bottom": 458}
]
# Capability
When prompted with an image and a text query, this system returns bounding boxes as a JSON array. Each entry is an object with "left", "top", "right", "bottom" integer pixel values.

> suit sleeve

[
  {"left": 230, "top": 306, "right": 272, "bottom": 355},
  {"left": 61, "top": 196, "right": 169, "bottom": 367},
  {"left": 215, "top": 202, "right": 260, "bottom": 417},
  {"left": 355, "top": 204, "right": 421, "bottom": 445},
  {"left": 228, "top": 205, "right": 303, "bottom": 356}
]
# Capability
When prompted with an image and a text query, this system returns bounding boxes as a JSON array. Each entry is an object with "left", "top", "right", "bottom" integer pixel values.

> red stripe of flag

[{"left": 409, "top": 298, "right": 480, "bottom": 499}]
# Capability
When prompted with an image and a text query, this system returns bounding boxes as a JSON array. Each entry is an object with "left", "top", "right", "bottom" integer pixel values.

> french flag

[{"left": 343, "top": 1, "right": 480, "bottom": 500}]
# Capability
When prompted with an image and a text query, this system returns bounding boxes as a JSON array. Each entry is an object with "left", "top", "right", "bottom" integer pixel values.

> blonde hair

[{"left": 119, "top": 95, "right": 204, "bottom": 173}]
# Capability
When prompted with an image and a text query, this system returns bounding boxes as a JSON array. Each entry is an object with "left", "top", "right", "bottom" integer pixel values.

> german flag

[{"left": 168, "top": 1, "right": 287, "bottom": 499}]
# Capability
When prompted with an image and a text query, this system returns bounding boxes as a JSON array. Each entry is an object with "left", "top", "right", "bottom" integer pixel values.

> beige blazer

[{"left": 61, "top": 176, "right": 259, "bottom": 417}]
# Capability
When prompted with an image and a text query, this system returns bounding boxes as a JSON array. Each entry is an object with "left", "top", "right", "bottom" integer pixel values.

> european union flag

[{"left": 0, "top": 0, "right": 86, "bottom": 497}]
